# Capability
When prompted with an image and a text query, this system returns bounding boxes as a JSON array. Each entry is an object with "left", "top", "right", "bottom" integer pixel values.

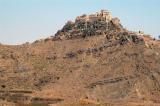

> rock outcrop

[
  {"left": 55, "top": 10, "right": 123, "bottom": 39},
  {"left": 54, "top": 10, "right": 144, "bottom": 46}
]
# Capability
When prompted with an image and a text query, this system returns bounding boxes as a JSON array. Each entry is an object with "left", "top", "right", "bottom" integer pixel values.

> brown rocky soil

[{"left": 0, "top": 10, "right": 160, "bottom": 106}]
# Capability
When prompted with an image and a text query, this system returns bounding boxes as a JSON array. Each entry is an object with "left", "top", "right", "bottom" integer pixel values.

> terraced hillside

[{"left": 0, "top": 10, "right": 160, "bottom": 106}]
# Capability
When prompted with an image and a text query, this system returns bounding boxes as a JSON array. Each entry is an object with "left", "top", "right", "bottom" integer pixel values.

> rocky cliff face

[
  {"left": 0, "top": 10, "right": 160, "bottom": 106},
  {"left": 54, "top": 10, "right": 144, "bottom": 46}
]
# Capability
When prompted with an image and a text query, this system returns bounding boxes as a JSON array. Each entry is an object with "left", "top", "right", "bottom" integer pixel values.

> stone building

[
  {"left": 55, "top": 10, "right": 123, "bottom": 39},
  {"left": 75, "top": 10, "right": 112, "bottom": 23}
]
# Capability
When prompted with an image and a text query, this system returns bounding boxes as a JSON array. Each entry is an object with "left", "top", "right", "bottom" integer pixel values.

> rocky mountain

[{"left": 0, "top": 10, "right": 160, "bottom": 106}]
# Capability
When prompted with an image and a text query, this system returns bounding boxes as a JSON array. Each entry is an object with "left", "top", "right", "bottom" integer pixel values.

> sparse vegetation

[{"left": 0, "top": 10, "right": 160, "bottom": 106}]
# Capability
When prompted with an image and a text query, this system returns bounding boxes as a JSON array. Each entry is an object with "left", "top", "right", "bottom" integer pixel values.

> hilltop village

[{"left": 55, "top": 10, "right": 123, "bottom": 39}]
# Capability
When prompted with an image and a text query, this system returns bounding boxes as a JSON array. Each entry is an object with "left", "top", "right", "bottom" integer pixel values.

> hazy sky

[{"left": 0, "top": 0, "right": 160, "bottom": 45}]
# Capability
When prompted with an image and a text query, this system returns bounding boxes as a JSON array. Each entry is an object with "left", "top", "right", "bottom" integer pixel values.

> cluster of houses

[{"left": 75, "top": 10, "right": 112, "bottom": 23}]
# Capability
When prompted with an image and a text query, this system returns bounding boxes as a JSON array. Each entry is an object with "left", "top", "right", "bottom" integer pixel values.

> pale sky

[{"left": 0, "top": 0, "right": 160, "bottom": 45}]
